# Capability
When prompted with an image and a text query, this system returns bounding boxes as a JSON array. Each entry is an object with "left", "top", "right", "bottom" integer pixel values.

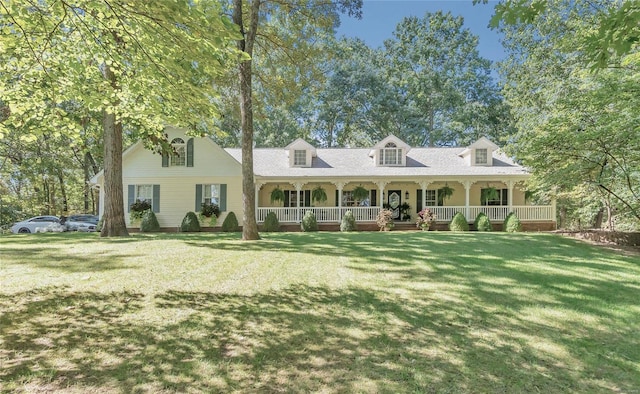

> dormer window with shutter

[
  {"left": 286, "top": 138, "right": 316, "bottom": 168},
  {"left": 171, "top": 138, "right": 186, "bottom": 166},
  {"left": 162, "top": 136, "right": 194, "bottom": 167},
  {"left": 370, "top": 135, "right": 410, "bottom": 167}
]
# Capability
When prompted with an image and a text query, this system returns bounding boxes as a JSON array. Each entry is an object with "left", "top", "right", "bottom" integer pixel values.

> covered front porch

[{"left": 254, "top": 178, "right": 556, "bottom": 225}]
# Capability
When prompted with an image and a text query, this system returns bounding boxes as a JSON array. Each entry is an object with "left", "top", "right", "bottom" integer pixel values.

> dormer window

[
  {"left": 370, "top": 135, "right": 410, "bottom": 167},
  {"left": 286, "top": 138, "right": 316, "bottom": 168},
  {"left": 475, "top": 148, "right": 488, "bottom": 165},
  {"left": 170, "top": 138, "right": 186, "bottom": 167},
  {"left": 379, "top": 142, "right": 402, "bottom": 166},
  {"left": 293, "top": 150, "right": 307, "bottom": 166}
]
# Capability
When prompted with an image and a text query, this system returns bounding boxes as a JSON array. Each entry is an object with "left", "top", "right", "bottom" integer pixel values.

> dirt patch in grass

[{"left": 556, "top": 230, "right": 640, "bottom": 256}]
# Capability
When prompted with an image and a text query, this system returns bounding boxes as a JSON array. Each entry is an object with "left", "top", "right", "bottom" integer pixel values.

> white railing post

[
  {"left": 375, "top": 181, "right": 388, "bottom": 208},
  {"left": 332, "top": 181, "right": 347, "bottom": 222}
]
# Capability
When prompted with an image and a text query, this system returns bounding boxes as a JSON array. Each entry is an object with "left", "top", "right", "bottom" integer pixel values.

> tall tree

[
  {"left": 491, "top": 0, "right": 640, "bottom": 228},
  {"left": 1, "top": 1, "right": 240, "bottom": 236},
  {"left": 229, "top": 0, "right": 362, "bottom": 240},
  {"left": 383, "top": 11, "right": 507, "bottom": 147}
]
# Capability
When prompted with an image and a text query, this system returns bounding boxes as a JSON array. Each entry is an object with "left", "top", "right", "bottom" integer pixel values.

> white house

[{"left": 91, "top": 126, "right": 556, "bottom": 230}]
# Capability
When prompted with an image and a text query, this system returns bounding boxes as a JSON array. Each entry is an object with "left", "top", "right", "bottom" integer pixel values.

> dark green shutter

[
  {"left": 127, "top": 185, "right": 135, "bottom": 212},
  {"left": 371, "top": 189, "right": 377, "bottom": 207},
  {"left": 219, "top": 184, "right": 227, "bottom": 212},
  {"left": 502, "top": 189, "right": 508, "bottom": 206},
  {"left": 195, "top": 184, "right": 202, "bottom": 211},
  {"left": 187, "top": 138, "right": 194, "bottom": 167},
  {"left": 284, "top": 190, "right": 290, "bottom": 207},
  {"left": 152, "top": 185, "right": 160, "bottom": 213},
  {"left": 304, "top": 190, "right": 311, "bottom": 207},
  {"left": 416, "top": 189, "right": 423, "bottom": 212},
  {"left": 335, "top": 190, "right": 339, "bottom": 206},
  {"left": 162, "top": 153, "right": 168, "bottom": 167}
]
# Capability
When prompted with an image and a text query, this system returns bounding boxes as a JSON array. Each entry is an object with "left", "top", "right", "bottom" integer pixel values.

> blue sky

[{"left": 336, "top": 0, "right": 504, "bottom": 63}]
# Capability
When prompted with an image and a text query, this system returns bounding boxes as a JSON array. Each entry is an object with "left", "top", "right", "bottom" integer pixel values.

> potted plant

[
  {"left": 481, "top": 186, "right": 499, "bottom": 205},
  {"left": 129, "top": 200, "right": 151, "bottom": 225},
  {"left": 400, "top": 202, "right": 411, "bottom": 221},
  {"left": 352, "top": 186, "right": 369, "bottom": 205},
  {"left": 311, "top": 185, "right": 327, "bottom": 205},
  {"left": 416, "top": 208, "right": 436, "bottom": 231},
  {"left": 199, "top": 202, "right": 220, "bottom": 226},
  {"left": 439, "top": 184, "right": 454, "bottom": 203},
  {"left": 270, "top": 186, "right": 286, "bottom": 205},
  {"left": 376, "top": 209, "right": 394, "bottom": 231}
]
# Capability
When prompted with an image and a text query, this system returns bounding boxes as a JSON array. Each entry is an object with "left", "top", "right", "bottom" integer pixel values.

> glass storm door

[{"left": 387, "top": 190, "right": 401, "bottom": 219}]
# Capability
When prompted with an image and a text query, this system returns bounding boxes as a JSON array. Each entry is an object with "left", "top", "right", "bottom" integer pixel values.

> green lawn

[{"left": 1, "top": 232, "right": 639, "bottom": 393}]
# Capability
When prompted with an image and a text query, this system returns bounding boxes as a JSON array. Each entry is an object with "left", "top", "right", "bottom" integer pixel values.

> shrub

[
  {"left": 449, "top": 212, "right": 469, "bottom": 231},
  {"left": 140, "top": 210, "right": 161, "bottom": 232},
  {"left": 263, "top": 211, "right": 280, "bottom": 232},
  {"left": 180, "top": 211, "right": 201, "bottom": 232},
  {"left": 340, "top": 210, "right": 357, "bottom": 232},
  {"left": 474, "top": 212, "right": 493, "bottom": 232},
  {"left": 222, "top": 211, "right": 240, "bottom": 232},
  {"left": 503, "top": 212, "right": 522, "bottom": 232},
  {"left": 301, "top": 210, "right": 318, "bottom": 232},
  {"left": 376, "top": 209, "right": 394, "bottom": 231}
]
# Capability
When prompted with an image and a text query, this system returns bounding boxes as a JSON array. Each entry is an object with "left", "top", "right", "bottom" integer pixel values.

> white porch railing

[{"left": 256, "top": 205, "right": 554, "bottom": 223}]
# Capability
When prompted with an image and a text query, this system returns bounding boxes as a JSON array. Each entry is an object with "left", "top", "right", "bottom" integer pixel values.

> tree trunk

[
  {"left": 234, "top": 0, "right": 260, "bottom": 241},
  {"left": 100, "top": 64, "right": 129, "bottom": 237},
  {"left": 57, "top": 169, "right": 68, "bottom": 214}
]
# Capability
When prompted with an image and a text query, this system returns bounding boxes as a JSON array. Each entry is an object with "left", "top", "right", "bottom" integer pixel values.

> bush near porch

[{"left": 1, "top": 232, "right": 639, "bottom": 393}]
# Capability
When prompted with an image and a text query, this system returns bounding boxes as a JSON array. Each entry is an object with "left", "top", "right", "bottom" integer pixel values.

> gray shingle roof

[{"left": 225, "top": 147, "right": 528, "bottom": 179}]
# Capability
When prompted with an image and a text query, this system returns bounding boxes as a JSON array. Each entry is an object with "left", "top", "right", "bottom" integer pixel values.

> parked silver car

[
  {"left": 64, "top": 214, "right": 99, "bottom": 232},
  {"left": 10, "top": 216, "right": 65, "bottom": 234}
]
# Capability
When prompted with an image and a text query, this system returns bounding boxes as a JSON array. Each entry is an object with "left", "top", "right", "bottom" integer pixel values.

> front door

[{"left": 387, "top": 190, "right": 401, "bottom": 219}]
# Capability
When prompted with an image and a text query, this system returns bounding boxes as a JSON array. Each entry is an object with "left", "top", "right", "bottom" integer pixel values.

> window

[
  {"left": 203, "top": 184, "right": 220, "bottom": 206},
  {"left": 285, "top": 190, "right": 310, "bottom": 207},
  {"left": 481, "top": 188, "right": 508, "bottom": 206},
  {"left": 136, "top": 184, "right": 153, "bottom": 203},
  {"left": 379, "top": 142, "right": 402, "bottom": 166},
  {"left": 425, "top": 190, "right": 436, "bottom": 206},
  {"left": 475, "top": 148, "right": 488, "bottom": 165},
  {"left": 293, "top": 150, "right": 306, "bottom": 166},
  {"left": 170, "top": 138, "right": 186, "bottom": 167}
]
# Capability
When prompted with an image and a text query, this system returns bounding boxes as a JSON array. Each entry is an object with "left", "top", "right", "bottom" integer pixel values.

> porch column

[
  {"left": 332, "top": 181, "right": 347, "bottom": 222},
  {"left": 464, "top": 181, "right": 472, "bottom": 221},
  {"left": 507, "top": 180, "right": 514, "bottom": 213},
  {"left": 417, "top": 180, "right": 431, "bottom": 210},
  {"left": 255, "top": 182, "right": 265, "bottom": 222},
  {"left": 292, "top": 181, "right": 306, "bottom": 222},
  {"left": 375, "top": 181, "right": 388, "bottom": 207}
]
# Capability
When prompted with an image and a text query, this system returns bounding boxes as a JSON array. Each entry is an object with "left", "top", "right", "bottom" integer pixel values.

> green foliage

[
  {"left": 474, "top": 212, "right": 493, "bottom": 232},
  {"left": 311, "top": 186, "right": 328, "bottom": 205},
  {"left": 130, "top": 201, "right": 151, "bottom": 221},
  {"left": 262, "top": 212, "right": 281, "bottom": 232},
  {"left": 222, "top": 212, "right": 240, "bottom": 232},
  {"left": 503, "top": 213, "right": 522, "bottom": 233},
  {"left": 449, "top": 212, "right": 469, "bottom": 232},
  {"left": 301, "top": 211, "right": 319, "bottom": 232},
  {"left": 200, "top": 203, "right": 220, "bottom": 218},
  {"left": 180, "top": 212, "right": 201, "bottom": 233},
  {"left": 494, "top": 0, "right": 640, "bottom": 227},
  {"left": 352, "top": 186, "right": 369, "bottom": 203},
  {"left": 340, "top": 210, "right": 357, "bottom": 232},
  {"left": 376, "top": 209, "right": 394, "bottom": 231},
  {"left": 140, "top": 211, "right": 161, "bottom": 233},
  {"left": 270, "top": 187, "right": 286, "bottom": 204}
]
